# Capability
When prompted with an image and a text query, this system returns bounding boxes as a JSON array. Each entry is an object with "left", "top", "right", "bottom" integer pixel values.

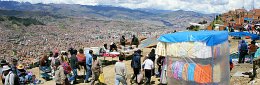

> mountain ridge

[{"left": 0, "top": 1, "right": 214, "bottom": 28}]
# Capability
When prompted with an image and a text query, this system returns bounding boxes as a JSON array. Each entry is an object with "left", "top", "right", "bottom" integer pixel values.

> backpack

[{"left": 62, "top": 62, "right": 72, "bottom": 74}]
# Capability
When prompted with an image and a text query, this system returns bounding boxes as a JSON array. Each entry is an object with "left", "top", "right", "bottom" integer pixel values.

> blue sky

[{"left": 9, "top": 0, "right": 259, "bottom": 14}]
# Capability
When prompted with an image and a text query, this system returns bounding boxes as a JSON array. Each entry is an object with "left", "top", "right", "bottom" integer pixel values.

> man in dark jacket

[
  {"left": 148, "top": 49, "right": 156, "bottom": 76},
  {"left": 130, "top": 50, "right": 141, "bottom": 84},
  {"left": 131, "top": 35, "right": 139, "bottom": 48},
  {"left": 69, "top": 49, "right": 78, "bottom": 84},
  {"left": 120, "top": 35, "right": 126, "bottom": 47}
]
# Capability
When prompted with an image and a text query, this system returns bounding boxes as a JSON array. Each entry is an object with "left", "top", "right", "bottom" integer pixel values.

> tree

[
  {"left": 198, "top": 20, "right": 207, "bottom": 24},
  {"left": 186, "top": 25, "right": 200, "bottom": 31}
]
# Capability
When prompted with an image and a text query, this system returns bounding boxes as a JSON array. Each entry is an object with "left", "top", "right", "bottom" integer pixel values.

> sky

[{"left": 7, "top": 0, "right": 260, "bottom": 14}]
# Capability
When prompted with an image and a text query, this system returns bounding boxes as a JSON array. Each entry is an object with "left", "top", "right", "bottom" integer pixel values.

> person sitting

[
  {"left": 100, "top": 44, "right": 108, "bottom": 55},
  {"left": 30, "top": 75, "right": 42, "bottom": 84},
  {"left": 17, "top": 64, "right": 32, "bottom": 84},
  {"left": 2, "top": 65, "right": 20, "bottom": 85},
  {"left": 40, "top": 54, "right": 51, "bottom": 73},
  {"left": 0, "top": 59, "right": 8, "bottom": 84}
]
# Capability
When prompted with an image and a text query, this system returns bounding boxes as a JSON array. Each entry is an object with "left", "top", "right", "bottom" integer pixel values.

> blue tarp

[
  {"left": 244, "top": 18, "right": 253, "bottom": 21},
  {"left": 157, "top": 31, "right": 228, "bottom": 46},
  {"left": 229, "top": 32, "right": 259, "bottom": 40},
  {"left": 139, "top": 37, "right": 158, "bottom": 49}
]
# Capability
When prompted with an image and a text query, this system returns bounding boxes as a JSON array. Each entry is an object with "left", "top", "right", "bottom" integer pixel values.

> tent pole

[{"left": 211, "top": 46, "right": 214, "bottom": 83}]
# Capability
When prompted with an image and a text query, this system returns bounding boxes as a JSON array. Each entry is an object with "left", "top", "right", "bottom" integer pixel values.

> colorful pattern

[
  {"left": 187, "top": 63, "right": 196, "bottom": 81},
  {"left": 194, "top": 64, "right": 212, "bottom": 83},
  {"left": 182, "top": 63, "right": 189, "bottom": 81},
  {"left": 102, "top": 53, "right": 119, "bottom": 58},
  {"left": 177, "top": 62, "right": 184, "bottom": 79}
]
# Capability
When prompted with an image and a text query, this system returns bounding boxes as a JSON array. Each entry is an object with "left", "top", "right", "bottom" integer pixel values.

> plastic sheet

[
  {"left": 164, "top": 41, "right": 230, "bottom": 85},
  {"left": 156, "top": 31, "right": 229, "bottom": 85}
]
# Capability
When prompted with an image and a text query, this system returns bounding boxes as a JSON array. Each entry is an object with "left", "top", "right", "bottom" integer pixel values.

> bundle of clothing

[{"left": 169, "top": 61, "right": 214, "bottom": 84}]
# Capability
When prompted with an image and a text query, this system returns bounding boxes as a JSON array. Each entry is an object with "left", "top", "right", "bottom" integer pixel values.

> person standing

[
  {"left": 76, "top": 49, "right": 86, "bottom": 64},
  {"left": 115, "top": 53, "right": 127, "bottom": 85},
  {"left": 51, "top": 51, "right": 59, "bottom": 78},
  {"left": 69, "top": 49, "right": 78, "bottom": 84},
  {"left": 120, "top": 35, "right": 126, "bottom": 47},
  {"left": 131, "top": 35, "right": 139, "bottom": 48},
  {"left": 2, "top": 65, "right": 20, "bottom": 85},
  {"left": 248, "top": 40, "right": 259, "bottom": 64},
  {"left": 130, "top": 50, "right": 142, "bottom": 84},
  {"left": 148, "top": 49, "right": 156, "bottom": 76},
  {"left": 54, "top": 60, "right": 66, "bottom": 85},
  {"left": 142, "top": 57, "right": 154, "bottom": 84},
  {"left": 0, "top": 60, "right": 8, "bottom": 84},
  {"left": 238, "top": 40, "right": 248, "bottom": 63},
  {"left": 85, "top": 50, "right": 93, "bottom": 83},
  {"left": 156, "top": 56, "right": 165, "bottom": 77},
  {"left": 90, "top": 55, "right": 102, "bottom": 85}
]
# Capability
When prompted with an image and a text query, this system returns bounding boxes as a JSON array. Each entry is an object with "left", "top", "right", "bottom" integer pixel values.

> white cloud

[{"left": 12, "top": 0, "right": 259, "bottom": 14}]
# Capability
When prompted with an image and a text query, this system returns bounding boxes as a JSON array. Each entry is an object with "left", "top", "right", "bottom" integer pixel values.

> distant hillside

[
  {"left": 0, "top": 9, "right": 50, "bottom": 17},
  {"left": 0, "top": 16, "right": 44, "bottom": 27},
  {"left": 0, "top": 1, "right": 214, "bottom": 28}
]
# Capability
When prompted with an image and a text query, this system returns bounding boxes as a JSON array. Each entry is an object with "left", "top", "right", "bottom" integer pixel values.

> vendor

[{"left": 131, "top": 35, "right": 139, "bottom": 48}]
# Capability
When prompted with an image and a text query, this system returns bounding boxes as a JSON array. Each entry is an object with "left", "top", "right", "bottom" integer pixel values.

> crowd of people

[
  {"left": 2, "top": 48, "right": 165, "bottom": 85},
  {"left": 0, "top": 59, "right": 42, "bottom": 85},
  {"left": 0, "top": 32, "right": 169, "bottom": 85},
  {"left": 0, "top": 18, "right": 172, "bottom": 71}
]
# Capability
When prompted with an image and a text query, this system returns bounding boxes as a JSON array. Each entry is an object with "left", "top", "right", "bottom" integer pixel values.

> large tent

[{"left": 156, "top": 31, "right": 230, "bottom": 85}]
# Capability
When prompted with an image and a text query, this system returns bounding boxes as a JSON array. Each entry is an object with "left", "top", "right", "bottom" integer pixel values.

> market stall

[{"left": 156, "top": 31, "right": 230, "bottom": 85}]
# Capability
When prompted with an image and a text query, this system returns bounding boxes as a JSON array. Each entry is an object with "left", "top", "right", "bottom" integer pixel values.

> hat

[
  {"left": 2, "top": 65, "right": 11, "bottom": 72},
  {"left": 17, "top": 64, "right": 25, "bottom": 70},
  {"left": 0, "top": 60, "right": 7, "bottom": 65}
]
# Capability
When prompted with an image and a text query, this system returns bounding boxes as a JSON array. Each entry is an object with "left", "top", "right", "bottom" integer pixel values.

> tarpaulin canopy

[
  {"left": 157, "top": 31, "right": 228, "bottom": 46},
  {"left": 156, "top": 31, "right": 230, "bottom": 85},
  {"left": 229, "top": 32, "right": 259, "bottom": 40},
  {"left": 244, "top": 18, "right": 253, "bottom": 21}
]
